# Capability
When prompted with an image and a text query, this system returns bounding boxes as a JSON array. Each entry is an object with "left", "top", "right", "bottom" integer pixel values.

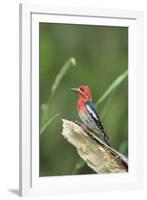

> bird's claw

[{"left": 74, "top": 120, "right": 82, "bottom": 125}]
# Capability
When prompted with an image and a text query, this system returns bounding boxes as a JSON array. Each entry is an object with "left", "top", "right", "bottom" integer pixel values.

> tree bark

[{"left": 62, "top": 119, "right": 128, "bottom": 173}]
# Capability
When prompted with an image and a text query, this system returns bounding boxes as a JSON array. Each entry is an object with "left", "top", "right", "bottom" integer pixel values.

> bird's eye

[{"left": 80, "top": 87, "right": 84, "bottom": 91}]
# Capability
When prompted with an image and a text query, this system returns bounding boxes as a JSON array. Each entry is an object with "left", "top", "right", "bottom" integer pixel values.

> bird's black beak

[{"left": 70, "top": 88, "right": 80, "bottom": 93}]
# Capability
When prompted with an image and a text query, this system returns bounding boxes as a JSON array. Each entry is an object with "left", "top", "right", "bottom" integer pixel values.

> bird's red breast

[{"left": 77, "top": 85, "right": 92, "bottom": 112}]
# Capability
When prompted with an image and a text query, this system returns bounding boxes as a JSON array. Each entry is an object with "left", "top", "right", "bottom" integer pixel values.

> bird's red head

[
  {"left": 71, "top": 85, "right": 92, "bottom": 111},
  {"left": 71, "top": 85, "right": 92, "bottom": 99},
  {"left": 78, "top": 85, "right": 92, "bottom": 99}
]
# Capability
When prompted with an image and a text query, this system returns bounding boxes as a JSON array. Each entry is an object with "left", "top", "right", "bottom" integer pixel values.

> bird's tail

[{"left": 93, "top": 128, "right": 111, "bottom": 147}]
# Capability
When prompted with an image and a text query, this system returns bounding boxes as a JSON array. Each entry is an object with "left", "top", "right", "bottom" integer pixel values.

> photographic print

[
  {"left": 39, "top": 23, "right": 128, "bottom": 177},
  {"left": 20, "top": 4, "right": 144, "bottom": 196}
]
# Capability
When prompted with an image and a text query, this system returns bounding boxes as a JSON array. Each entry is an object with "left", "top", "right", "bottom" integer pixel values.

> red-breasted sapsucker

[{"left": 71, "top": 85, "right": 110, "bottom": 146}]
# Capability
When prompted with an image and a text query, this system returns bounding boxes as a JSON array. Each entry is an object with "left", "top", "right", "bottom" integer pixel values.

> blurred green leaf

[
  {"left": 40, "top": 58, "right": 76, "bottom": 135},
  {"left": 49, "top": 57, "right": 76, "bottom": 101},
  {"left": 40, "top": 113, "right": 60, "bottom": 135},
  {"left": 96, "top": 70, "right": 128, "bottom": 107},
  {"left": 72, "top": 159, "right": 95, "bottom": 175},
  {"left": 100, "top": 90, "right": 116, "bottom": 120},
  {"left": 40, "top": 104, "right": 49, "bottom": 126}
]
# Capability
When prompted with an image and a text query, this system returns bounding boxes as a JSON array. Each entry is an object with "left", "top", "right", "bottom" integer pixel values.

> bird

[{"left": 70, "top": 85, "right": 110, "bottom": 146}]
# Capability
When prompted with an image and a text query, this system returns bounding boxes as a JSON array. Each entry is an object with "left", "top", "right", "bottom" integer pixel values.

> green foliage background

[{"left": 39, "top": 23, "right": 128, "bottom": 176}]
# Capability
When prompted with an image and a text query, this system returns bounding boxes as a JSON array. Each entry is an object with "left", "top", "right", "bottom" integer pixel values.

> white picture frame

[{"left": 19, "top": 3, "right": 144, "bottom": 197}]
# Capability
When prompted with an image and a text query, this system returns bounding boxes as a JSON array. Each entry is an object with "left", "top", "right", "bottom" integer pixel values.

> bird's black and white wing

[{"left": 86, "top": 100, "right": 110, "bottom": 145}]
